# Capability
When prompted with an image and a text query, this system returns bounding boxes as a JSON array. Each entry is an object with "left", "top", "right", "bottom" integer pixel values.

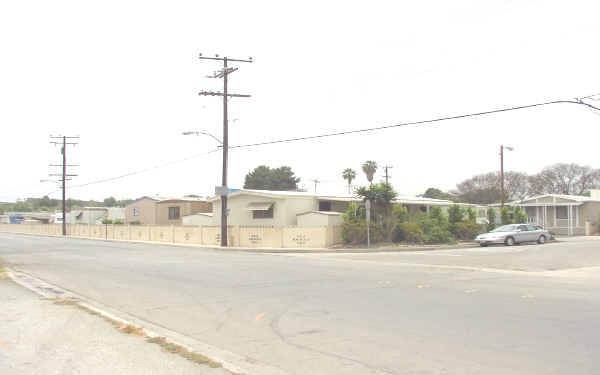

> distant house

[
  {"left": 125, "top": 196, "right": 212, "bottom": 225},
  {"left": 508, "top": 190, "right": 600, "bottom": 236},
  {"left": 68, "top": 207, "right": 126, "bottom": 225}
]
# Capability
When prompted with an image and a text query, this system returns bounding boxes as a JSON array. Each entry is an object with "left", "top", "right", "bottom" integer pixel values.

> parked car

[{"left": 475, "top": 224, "right": 550, "bottom": 247}]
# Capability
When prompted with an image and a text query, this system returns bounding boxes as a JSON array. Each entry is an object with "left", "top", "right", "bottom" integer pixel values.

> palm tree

[
  {"left": 342, "top": 168, "right": 357, "bottom": 194},
  {"left": 362, "top": 161, "right": 378, "bottom": 185}
]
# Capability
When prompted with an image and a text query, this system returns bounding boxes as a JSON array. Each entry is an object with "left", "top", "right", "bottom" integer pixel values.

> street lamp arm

[{"left": 182, "top": 131, "right": 223, "bottom": 144}]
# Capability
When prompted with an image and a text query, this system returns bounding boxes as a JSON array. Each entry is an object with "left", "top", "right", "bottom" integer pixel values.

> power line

[
  {"left": 227, "top": 96, "right": 600, "bottom": 150},
  {"left": 67, "top": 148, "right": 221, "bottom": 189}
]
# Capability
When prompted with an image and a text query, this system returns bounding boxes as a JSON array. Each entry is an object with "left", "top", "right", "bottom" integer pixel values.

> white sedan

[{"left": 475, "top": 224, "right": 550, "bottom": 247}]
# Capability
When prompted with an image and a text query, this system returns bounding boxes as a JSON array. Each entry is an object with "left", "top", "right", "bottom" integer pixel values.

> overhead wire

[
  {"left": 227, "top": 98, "right": 600, "bottom": 150},
  {"left": 33, "top": 93, "right": 600, "bottom": 194}
]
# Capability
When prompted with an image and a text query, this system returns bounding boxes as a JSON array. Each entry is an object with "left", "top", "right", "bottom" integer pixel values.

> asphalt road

[{"left": 1, "top": 233, "right": 600, "bottom": 375}]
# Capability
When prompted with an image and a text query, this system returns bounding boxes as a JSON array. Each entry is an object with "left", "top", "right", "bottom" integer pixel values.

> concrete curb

[{"left": 6, "top": 267, "right": 292, "bottom": 375}]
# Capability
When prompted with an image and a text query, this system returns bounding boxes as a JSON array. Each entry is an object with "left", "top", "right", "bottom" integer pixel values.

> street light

[
  {"left": 182, "top": 130, "right": 223, "bottom": 145},
  {"left": 500, "top": 145, "right": 514, "bottom": 209}
]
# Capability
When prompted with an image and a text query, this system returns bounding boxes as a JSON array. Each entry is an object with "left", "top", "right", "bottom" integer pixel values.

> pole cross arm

[{"left": 198, "top": 91, "right": 251, "bottom": 98}]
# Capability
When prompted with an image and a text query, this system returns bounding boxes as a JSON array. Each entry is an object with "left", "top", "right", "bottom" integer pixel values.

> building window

[
  {"left": 420, "top": 205, "right": 427, "bottom": 213},
  {"left": 133, "top": 207, "right": 139, "bottom": 217},
  {"left": 319, "top": 201, "right": 332, "bottom": 211},
  {"left": 253, "top": 206, "right": 274, "bottom": 219},
  {"left": 168, "top": 206, "right": 180, "bottom": 220},
  {"left": 556, "top": 206, "right": 568, "bottom": 220}
]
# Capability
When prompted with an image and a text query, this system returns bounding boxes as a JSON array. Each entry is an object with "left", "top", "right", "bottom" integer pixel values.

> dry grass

[
  {"left": 146, "top": 336, "right": 223, "bottom": 368},
  {"left": 50, "top": 297, "right": 231, "bottom": 371}
]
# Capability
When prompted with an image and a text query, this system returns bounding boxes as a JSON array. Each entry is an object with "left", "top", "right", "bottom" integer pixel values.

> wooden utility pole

[
  {"left": 198, "top": 54, "right": 252, "bottom": 246},
  {"left": 383, "top": 165, "right": 392, "bottom": 185},
  {"left": 50, "top": 136, "right": 79, "bottom": 236}
]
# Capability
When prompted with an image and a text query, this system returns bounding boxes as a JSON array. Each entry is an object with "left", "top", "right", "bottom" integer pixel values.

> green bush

[
  {"left": 454, "top": 222, "right": 485, "bottom": 241},
  {"left": 424, "top": 226, "right": 455, "bottom": 244},
  {"left": 397, "top": 222, "right": 424, "bottom": 243},
  {"left": 487, "top": 207, "right": 496, "bottom": 231},
  {"left": 101, "top": 218, "right": 113, "bottom": 224},
  {"left": 513, "top": 206, "right": 527, "bottom": 224},
  {"left": 500, "top": 206, "right": 512, "bottom": 225},
  {"left": 130, "top": 220, "right": 142, "bottom": 225},
  {"left": 114, "top": 219, "right": 124, "bottom": 225},
  {"left": 448, "top": 205, "right": 465, "bottom": 225},
  {"left": 392, "top": 204, "right": 408, "bottom": 223},
  {"left": 465, "top": 207, "right": 476, "bottom": 222}
]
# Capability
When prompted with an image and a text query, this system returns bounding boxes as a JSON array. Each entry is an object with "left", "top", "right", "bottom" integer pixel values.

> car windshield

[{"left": 490, "top": 224, "right": 518, "bottom": 232}]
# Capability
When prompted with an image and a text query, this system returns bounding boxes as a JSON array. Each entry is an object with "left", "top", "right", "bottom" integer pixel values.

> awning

[{"left": 246, "top": 202, "right": 274, "bottom": 211}]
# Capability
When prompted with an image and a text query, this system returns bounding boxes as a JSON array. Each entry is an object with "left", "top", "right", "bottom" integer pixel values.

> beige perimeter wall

[{"left": 0, "top": 223, "right": 343, "bottom": 249}]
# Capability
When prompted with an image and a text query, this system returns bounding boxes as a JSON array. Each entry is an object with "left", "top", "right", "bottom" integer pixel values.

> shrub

[
  {"left": 424, "top": 226, "right": 455, "bottom": 244},
  {"left": 101, "top": 219, "right": 113, "bottom": 224},
  {"left": 500, "top": 206, "right": 512, "bottom": 225},
  {"left": 130, "top": 220, "right": 142, "bottom": 225},
  {"left": 392, "top": 204, "right": 408, "bottom": 223},
  {"left": 448, "top": 205, "right": 465, "bottom": 225},
  {"left": 114, "top": 219, "right": 124, "bottom": 225},
  {"left": 397, "top": 222, "right": 424, "bottom": 243},
  {"left": 487, "top": 207, "right": 496, "bottom": 231},
  {"left": 513, "top": 206, "right": 527, "bottom": 224},
  {"left": 391, "top": 224, "right": 404, "bottom": 243},
  {"left": 454, "top": 222, "right": 485, "bottom": 241},
  {"left": 465, "top": 207, "right": 476, "bottom": 223}
]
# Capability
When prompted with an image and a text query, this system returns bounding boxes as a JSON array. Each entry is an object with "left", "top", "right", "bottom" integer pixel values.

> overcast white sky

[{"left": 1, "top": 0, "right": 599, "bottom": 202}]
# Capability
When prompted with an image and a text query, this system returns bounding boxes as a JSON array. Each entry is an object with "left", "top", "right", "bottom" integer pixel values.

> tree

[
  {"left": 361, "top": 161, "right": 378, "bottom": 185},
  {"left": 243, "top": 165, "right": 300, "bottom": 191},
  {"left": 455, "top": 171, "right": 529, "bottom": 204},
  {"left": 342, "top": 168, "right": 357, "bottom": 194},
  {"left": 421, "top": 188, "right": 459, "bottom": 202},
  {"left": 356, "top": 183, "right": 398, "bottom": 237},
  {"left": 528, "top": 163, "right": 600, "bottom": 196},
  {"left": 103, "top": 197, "right": 117, "bottom": 207}
]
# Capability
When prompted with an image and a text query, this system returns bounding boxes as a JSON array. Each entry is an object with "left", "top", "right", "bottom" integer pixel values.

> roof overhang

[{"left": 246, "top": 202, "right": 274, "bottom": 211}]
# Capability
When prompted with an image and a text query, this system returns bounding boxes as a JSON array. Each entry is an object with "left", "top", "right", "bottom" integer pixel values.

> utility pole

[
  {"left": 198, "top": 54, "right": 252, "bottom": 247},
  {"left": 383, "top": 166, "right": 393, "bottom": 185},
  {"left": 50, "top": 136, "right": 79, "bottom": 236},
  {"left": 500, "top": 145, "right": 514, "bottom": 209}
]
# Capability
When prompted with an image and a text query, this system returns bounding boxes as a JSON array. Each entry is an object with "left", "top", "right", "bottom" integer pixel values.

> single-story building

[
  {"left": 508, "top": 190, "right": 600, "bottom": 235},
  {"left": 203, "top": 189, "right": 488, "bottom": 227},
  {"left": 207, "top": 189, "right": 360, "bottom": 227},
  {"left": 125, "top": 196, "right": 212, "bottom": 225},
  {"left": 67, "top": 207, "right": 126, "bottom": 225}
]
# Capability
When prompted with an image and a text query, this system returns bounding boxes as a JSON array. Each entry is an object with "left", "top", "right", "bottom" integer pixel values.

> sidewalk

[{"left": 0, "top": 278, "right": 230, "bottom": 375}]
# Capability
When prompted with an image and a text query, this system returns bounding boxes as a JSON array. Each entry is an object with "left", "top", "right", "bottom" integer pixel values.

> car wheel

[
  {"left": 505, "top": 237, "right": 515, "bottom": 246},
  {"left": 537, "top": 235, "right": 546, "bottom": 244},
  {"left": 480, "top": 243, "right": 488, "bottom": 247}
]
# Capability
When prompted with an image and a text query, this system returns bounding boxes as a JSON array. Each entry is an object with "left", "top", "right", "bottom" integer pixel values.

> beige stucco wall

[
  {"left": 0, "top": 223, "right": 344, "bottom": 248},
  {"left": 581, "top": 202, "right": 600, "bottom": 225},
  {"left": 182, "top": 214, "right": 214, "bottom": 226},
  {"left": 297, "top": 212, "right": 343, "bottom": 227},
  {"left": 125, "top": 199, "right": 157, "bottom": 225}
]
